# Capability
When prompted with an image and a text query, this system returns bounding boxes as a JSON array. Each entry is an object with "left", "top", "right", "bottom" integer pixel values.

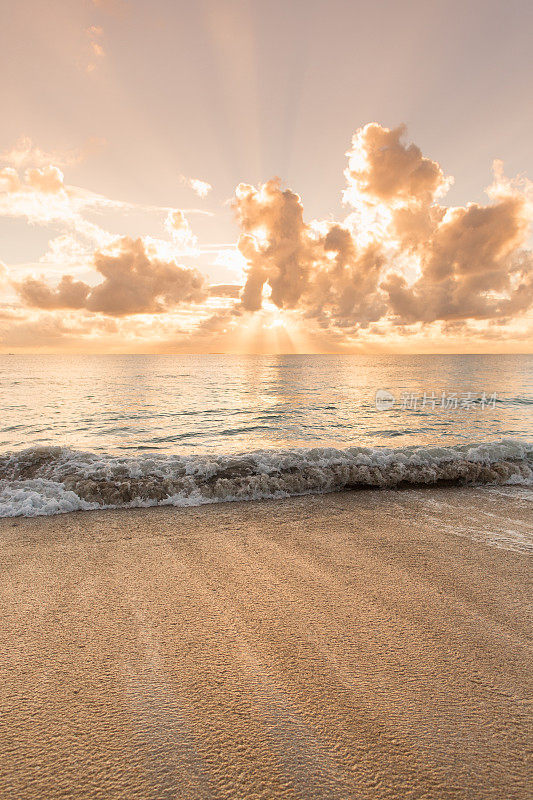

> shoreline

[
  {"left": 1, "top": 438, "right": 531, "bottom": 518},
  {"left": 1, "top": 486, "right": 531, "bottom": 799}
]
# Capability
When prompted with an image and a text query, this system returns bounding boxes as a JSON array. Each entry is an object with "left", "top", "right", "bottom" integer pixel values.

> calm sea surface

[{"left": 1, "top": 354, "right": 531, "bottom": 454}]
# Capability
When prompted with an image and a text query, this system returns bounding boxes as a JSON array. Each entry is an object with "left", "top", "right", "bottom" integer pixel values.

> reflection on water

[{"left": 0, "top": 354, "right": 531, "bottom": 454}]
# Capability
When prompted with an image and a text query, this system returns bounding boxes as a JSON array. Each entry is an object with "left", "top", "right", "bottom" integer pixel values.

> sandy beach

[{"left": 1, "top": 485, "right": 531, "bottom": 800}]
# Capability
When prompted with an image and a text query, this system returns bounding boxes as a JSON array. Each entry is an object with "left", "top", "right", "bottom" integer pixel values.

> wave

[{"left": 0, "top": 438, "right": 531, "bottom": 518}]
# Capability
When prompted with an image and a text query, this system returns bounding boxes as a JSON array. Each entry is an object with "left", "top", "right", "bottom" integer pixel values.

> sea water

[{"left": 0, "top": 354, "right": 531, "bottom": 516}]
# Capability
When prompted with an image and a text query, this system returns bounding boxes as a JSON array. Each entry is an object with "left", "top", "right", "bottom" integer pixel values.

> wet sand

[{"left": 1, "top": 486, "right": 531, "bottom": 799}]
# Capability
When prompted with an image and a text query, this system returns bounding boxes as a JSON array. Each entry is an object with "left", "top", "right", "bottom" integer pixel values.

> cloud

[
  {"left": 16, "top": 236, "right": 208, "bottom": 316},
  {"left": 208, "top": 284, "right": 242, "bottom": 298},
  {"left": 88, "top": 237, "right": 207, "bottom": 314},
  {"left": 0, "top": 137, "right": 105, "bottom": 169},
  {"left": 0, "top": 316, "right": 73, "bottom": 348},
  {"left": 2, "top": 123, "right": 532, "bottom": 350},
  {"left": 1, "top": 163, "right": 66, "bottom": 198},
  {"left": 86, "top": 24, "right": 105, "bottom": 73},
  {"left": 18, "top": 275, "right": 90, "bottom": 310},
  {"left": 0, "top": 160, "right": 113, "bottom": 246},
  {"left": 232, "top": 126, "right": 532, "bottom": 337},
  {"left": 38, "top": 234, "right": 94, "bottom": 270},
  {"left": 381, "top": 163, "right": 533, "bottom": 324},
  {"left": 342, "top": 123, "right": 454, "bottom": 254},
  {"left": 344, "top": 122, "right": 452, "bottom": 207},
  {"left": 0, "top": 152, "right": 186, "bottom": 250},
  {"left": 25, "top": 165, "right": 65, "bottom": 194},
  {"left": 234, "top": 179, "right": 311, "bottom": 311},
  {"left": 388, "top": 163, "right": 530, "bottom": 328},
  {"left": 0, "top": 168, "right": 21, "bottom": 193},
  {"left": 233, "top": 178, "right": 385, "bottom": 327},
  {"left": 0, "top": 310, "right": 123, "bottom": 351},
  {"left": 164, "top": 209, "right": 198, "bottom": 250},
  {"left": 180, "top": 175, "right": 212, "bottom": 198}
]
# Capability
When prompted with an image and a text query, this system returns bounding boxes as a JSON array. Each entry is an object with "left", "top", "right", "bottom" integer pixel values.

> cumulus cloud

[
  {"left": 164, "top": 209, "right": 198, "bottom": 250},
  {"left": 3, "top": 123, "right": 532, "bottom": 349},
  {"left": 234, "top": 179, "right": 310, "bottom": 311},
  {"left": 0, "top": 168, "right": 21, "bottom": 193},
  {"left": 25, "top": 165, "right": 65, "bottom": 194},
  {"left": 232, "top": 125, "right": 532, "bottom": 337},
  {"left": 179, "top": 175, "right": 212, "bottom": 198},
  {"left": 0, "top": 164, "right": 65, "bottom": 197},
  {"left": 17, "top": 237, "right": 208, "bottom": 316},
  {"left": 233, "top": 178, "right": 385, "bottom": 328},
  {"left": 380, "top": 163, "right": 533, "bottom": 324},
  {"left": 18, "top": 275, "right": 90, "bottom": 310},
  {"left": 344, "top": 123, "right": 452, "bottom": 206}
]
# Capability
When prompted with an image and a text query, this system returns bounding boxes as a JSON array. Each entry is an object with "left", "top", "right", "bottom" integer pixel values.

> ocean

[{"left": 0, "top": 354, "right": 531, "bottom": 517}]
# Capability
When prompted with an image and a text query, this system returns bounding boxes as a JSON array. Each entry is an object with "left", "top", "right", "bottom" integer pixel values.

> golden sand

[{"left": 0, "top": 486, "right": 531, "bottom": 799}]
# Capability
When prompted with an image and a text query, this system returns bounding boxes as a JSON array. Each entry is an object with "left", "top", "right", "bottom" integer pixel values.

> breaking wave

[{"left": 0, "top": 438, "right": 531, "bottom": 517}]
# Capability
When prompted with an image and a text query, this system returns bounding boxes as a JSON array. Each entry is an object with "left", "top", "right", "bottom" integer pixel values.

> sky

[{"left": 0, "top": 0, "right": 532, "bottom": 353}]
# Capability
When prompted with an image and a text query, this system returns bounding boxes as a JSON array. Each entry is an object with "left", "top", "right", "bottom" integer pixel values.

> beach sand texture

[{"left": 1, "top": 486, "right": 531, "bottom": 799}]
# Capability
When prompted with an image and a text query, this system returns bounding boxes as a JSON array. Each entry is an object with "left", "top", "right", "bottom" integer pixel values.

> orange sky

[{"left": 0, "top": 0, "right": 532, "bottom": 353}]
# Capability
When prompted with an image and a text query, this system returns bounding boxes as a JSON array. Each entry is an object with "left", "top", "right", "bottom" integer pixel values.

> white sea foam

[{"left": 0, "top": 439, "right": 531, "bottom": 517}]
